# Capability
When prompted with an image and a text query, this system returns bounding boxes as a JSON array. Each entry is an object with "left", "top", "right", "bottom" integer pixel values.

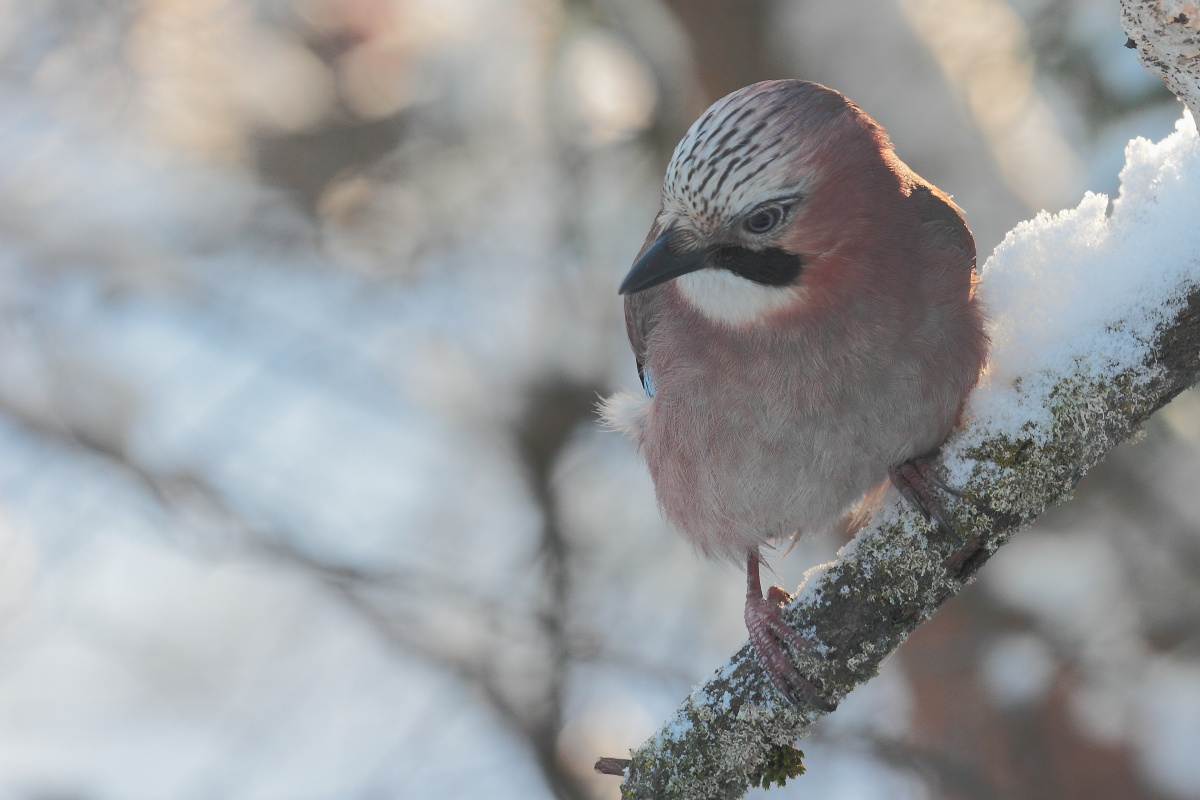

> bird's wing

[
  {"left": 625, "top": 289, "right": 659, "bottom": 395},
  {"left": 623, "top": 224, "right": 668, "bottom": 395},
  {"left": 907, "top": 182, "right": 976, "bottom": 274}
]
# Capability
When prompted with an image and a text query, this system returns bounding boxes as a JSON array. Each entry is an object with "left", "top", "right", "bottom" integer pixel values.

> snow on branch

[
  {"left": 601, "top": 8, "right": 1200, "bottom": 798},
  {"left": 1123, "top": 0, "right": 1200, "bottom": 120}
]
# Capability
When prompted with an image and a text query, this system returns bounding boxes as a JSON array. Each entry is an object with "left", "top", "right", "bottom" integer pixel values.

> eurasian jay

[{"left": 603, "top": 79, "right": 988, "bottom": 708}]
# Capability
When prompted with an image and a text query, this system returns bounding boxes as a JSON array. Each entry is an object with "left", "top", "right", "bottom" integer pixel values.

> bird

[{"left": 601, "top": 79, "right": 988, "bottom": 709}]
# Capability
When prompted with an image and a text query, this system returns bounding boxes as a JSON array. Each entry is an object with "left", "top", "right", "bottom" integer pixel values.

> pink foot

[
  {"left": 745, "top": 555, "right": 836, "bottom": 711},
  {"left": 890, "top": 456, "right": 961, "bottom": 540}
]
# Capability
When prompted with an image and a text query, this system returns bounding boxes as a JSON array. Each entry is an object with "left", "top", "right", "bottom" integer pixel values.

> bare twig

[{"left": 1123, "top": 0, "right": 1200, "bottom": 120}]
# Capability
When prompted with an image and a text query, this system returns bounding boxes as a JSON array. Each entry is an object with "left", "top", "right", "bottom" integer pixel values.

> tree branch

[
  {"left": 602, "top": 5, "right": 1200, "bottom": 797},
  {"left": 1123, "top": 0, "right": 1200, "bottom": 121}
]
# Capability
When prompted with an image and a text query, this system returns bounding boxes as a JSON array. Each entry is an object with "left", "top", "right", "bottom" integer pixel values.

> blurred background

[{"left": 0, "top": 0, "right": 1195, "bottom": 798}]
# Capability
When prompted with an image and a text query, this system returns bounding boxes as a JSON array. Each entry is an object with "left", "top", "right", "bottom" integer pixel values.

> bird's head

[{"left": 620, "top": 80, "right": 905, "bottom": 327}]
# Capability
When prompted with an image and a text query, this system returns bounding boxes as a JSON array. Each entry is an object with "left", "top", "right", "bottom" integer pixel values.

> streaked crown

[{"left": 661, "top": 80, "right": 874, "bottom": 237}]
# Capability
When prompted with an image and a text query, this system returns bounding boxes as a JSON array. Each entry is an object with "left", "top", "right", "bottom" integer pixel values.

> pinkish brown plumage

[{"left": 602, "top": 80, "right": 988, "bottom": 708}]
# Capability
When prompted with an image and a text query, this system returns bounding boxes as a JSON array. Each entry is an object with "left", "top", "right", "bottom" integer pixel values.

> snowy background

[{"left": 0, "top": 0, "right": 1195, "bottom": 799}]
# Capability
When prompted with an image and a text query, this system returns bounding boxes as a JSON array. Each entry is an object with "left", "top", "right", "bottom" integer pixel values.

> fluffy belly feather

[{"left": 640, "top": 336, "right": 957, "bottom": 562}]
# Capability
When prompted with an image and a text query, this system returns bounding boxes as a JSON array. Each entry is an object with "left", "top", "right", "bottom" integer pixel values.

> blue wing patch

[{"left": 640, "top": 366, "right": 657, "bottom": 398}]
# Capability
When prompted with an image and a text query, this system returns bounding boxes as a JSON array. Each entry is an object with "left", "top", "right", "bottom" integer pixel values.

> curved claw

[
  {"left": 890, "top": 457, "right": 962, "bottom": 541},
  {"left": 745, "top": 595, "right": 835, "bottom": 710},
  {"left": 766, "top": 585, "right": 793, "bottom": 606},
  {"left": 745, "top": 556, "right": 836, "bottom": 711},
  {"left": 916, "top": 461, "right": 963, "bottom": 498}
]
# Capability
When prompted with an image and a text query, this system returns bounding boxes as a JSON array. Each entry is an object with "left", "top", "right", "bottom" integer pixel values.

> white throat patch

[{"left": 675, "top": 269, "right": 801, "bottom": 327}]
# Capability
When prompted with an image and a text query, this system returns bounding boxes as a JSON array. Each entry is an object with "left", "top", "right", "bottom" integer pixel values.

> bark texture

[{"left": 1123, "top": 0, "right": 1200, "bottom": 121}]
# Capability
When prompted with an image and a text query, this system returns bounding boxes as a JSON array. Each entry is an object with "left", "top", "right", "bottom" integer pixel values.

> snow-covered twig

[
  {"left": 1123, "top": 0, "right": 1200, "bottom": 120},
  {"left": 603, "top": 19, "right": 1200, "bottom": 799}
]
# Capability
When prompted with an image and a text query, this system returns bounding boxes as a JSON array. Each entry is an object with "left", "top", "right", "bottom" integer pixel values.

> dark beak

[{"left": 618, "top": 231, "right": 712, "bottom": 295}]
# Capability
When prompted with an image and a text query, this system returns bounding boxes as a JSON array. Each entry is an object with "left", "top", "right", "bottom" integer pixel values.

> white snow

[{"left": 950, "top": 110, "right": 1200, "bottom": 454}]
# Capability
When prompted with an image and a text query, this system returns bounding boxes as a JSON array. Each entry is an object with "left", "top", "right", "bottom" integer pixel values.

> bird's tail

[{"left": 596, "top": 390, "right": 651, "bottom": 440}]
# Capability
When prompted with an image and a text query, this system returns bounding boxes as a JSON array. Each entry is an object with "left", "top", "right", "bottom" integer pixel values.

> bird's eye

[{"left": 744, "top": 205, "right": 784, "bottom": 234}]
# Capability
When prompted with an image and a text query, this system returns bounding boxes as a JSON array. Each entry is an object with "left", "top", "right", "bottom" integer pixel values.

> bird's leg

[
  {"left": 890, "top": 456, "right": 961, "bottom": 540},
  {"left": 744, "top": 554, "right": 836, "bottom": 711}
]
